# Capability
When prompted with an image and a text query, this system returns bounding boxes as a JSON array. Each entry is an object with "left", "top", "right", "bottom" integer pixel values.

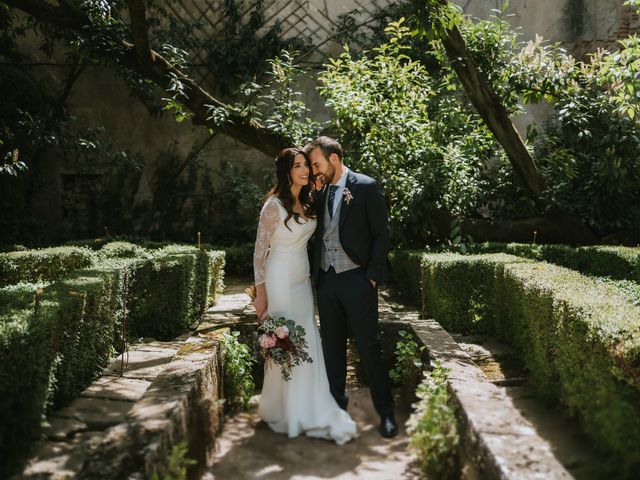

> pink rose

[
  {"left": 259, "top": 333, "right": 277, "bottom": 349},
  {"left": 259, "top": 333, "right": 272, "bottom": 349},
  {"left": 274, "top": 325, "right": 289, "bottom": 339}
]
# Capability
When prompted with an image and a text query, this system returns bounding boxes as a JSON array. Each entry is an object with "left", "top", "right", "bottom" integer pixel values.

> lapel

[{"left": 338, "top": 170, "right": 358, "bottom": 231}]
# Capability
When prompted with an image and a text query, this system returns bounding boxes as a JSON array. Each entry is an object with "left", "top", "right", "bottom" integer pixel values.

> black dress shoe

[{"left": 379, "top": 415, "right": 398, "bottom": 438}]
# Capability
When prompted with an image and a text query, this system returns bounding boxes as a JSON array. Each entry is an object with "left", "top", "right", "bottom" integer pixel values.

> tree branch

[
  {"left": 440, "top": 24, "right": 546, "bottom": 201},
  {"left": 6, "top": 0, "right": 290, "bottom": 157},
  {"left": 126, "top": 0, "right": 154, "bottom": 73}
]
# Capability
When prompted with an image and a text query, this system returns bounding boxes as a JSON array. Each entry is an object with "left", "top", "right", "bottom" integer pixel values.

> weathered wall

[{"left": 10, "top": 1, "right": 639, "bottom": 243}]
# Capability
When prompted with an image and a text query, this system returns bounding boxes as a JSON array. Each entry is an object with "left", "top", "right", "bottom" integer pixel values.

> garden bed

[
  {"left": 0, "top": 242, "right": 225, "bottom": 476},
  {"left": 394, "top": 251, "right": 640, "bottom": 478}
]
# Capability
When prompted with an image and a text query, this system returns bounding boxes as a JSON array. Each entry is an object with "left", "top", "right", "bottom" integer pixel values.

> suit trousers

[{"left": 316, "top": 266, "right": 394, "bottom": 418}]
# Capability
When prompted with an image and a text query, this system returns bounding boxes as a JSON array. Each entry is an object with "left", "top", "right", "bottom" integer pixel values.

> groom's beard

[{"left": 320, "top": 165, "right": 336, "bottom": 186}]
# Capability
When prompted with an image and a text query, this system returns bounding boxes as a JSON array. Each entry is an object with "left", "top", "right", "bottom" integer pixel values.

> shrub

[
  {"left": 421, "top": 252, "right": 640, "bottom": 476},
  {"left": 126, "top": 247, "right": 225, "bottom": 340},
  {"left": 203, "top": 243, "right": 252, "bottom": 276},
  {"left": 0, "top": 283, "right": 57, "bottom": 459},
  {"left": 389, "top": 329, "right": 425, "bottom": 406},
  {"left": 0, "top": 244, "right": 226, "bottom": 471},
  {"left": 99, "top": 241, "right": 150, "bottom": 259},
  {"left": 422, "top": 253, "right": 531, "bottom": 333},
  {"left": 469, "top": 242, "right": 640, "bottom": 282},
  {"left": 126, "top": 251, "right": 196, "bottom": 340},
  {"left": 0, "top": 246, "right": 95, "bottom": 287},
  {"left": 0, "top": 244, "right": 27, "bottom": 253},
  {"left": 219, "top": 330, "right": 255, "bottom": 411},
  {"left": 47, "top": 263, "right": 124, "bottom": 405},
  {"left": 150, "top": 441, "right": 197, "bottom": 480},
  {"left": 0, "top": 262, "right": 124, "bottom": 464},
  {"left": 64, "top": 237, "right": 111, "bottom": 250},
  {"left": 207, "top": 250, "right": 226, "bottom": 305},
  {"left": 407, "top": 363, "right": 459, "bottom": 479},
  {"left": 389, "top": 250, "right": 426, "bottom": 306}
]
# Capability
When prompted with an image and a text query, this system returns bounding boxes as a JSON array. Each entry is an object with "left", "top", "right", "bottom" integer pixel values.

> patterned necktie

[{"left": 327, "top": 185, "right": 338, "bottom": 219}]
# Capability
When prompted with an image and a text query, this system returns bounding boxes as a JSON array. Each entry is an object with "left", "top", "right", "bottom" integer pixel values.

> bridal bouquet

[
  {"left": 257, "top": 316, "right": 313, "bottom": 381},
  {"left": 246, "top": 285, "right": 313, "bottom": 381}
]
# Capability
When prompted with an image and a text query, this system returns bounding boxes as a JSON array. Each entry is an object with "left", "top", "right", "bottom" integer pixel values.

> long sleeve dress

[{"left": 253, "top": 195, "right": 357, "bottom": 445}]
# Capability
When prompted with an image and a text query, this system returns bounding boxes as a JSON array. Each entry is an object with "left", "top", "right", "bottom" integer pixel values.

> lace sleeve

[{"left": 253, "top": 198, "right": 280, "bottom": 285}]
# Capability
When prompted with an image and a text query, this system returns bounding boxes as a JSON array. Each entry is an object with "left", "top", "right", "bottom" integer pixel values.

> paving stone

[
  {"left": 204, "top": 388, "right": 420, "bottom": 480},
  {"left": 53, "top": 397, "right": 133, "bottom": 430},
  {"left": 19, "top": 432, "right": 102, "bottom": 480},
  {"left": 104, "top": 348, "right": 176, "bottom": 379},
  {"left": 81, "top": 376, "right": 151, "bottom": 402},
  {"left": 41, "top": 416, "right": 88, "bottom": 441}
]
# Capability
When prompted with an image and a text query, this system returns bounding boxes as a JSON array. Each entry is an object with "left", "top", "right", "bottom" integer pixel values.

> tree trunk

[
  {"left": 430, "top": 209, "right": 599, "bottom": 245},
  {"left": 440, "top": 25, "right": 545, "bottom": 202},
  {"left": 414, "top": 0, "right": 598, "bottom": 240}
]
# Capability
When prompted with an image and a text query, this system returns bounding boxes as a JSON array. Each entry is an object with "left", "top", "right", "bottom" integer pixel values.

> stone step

[{"left": 17, "top": 335, "right": 224, "bottom": 480}]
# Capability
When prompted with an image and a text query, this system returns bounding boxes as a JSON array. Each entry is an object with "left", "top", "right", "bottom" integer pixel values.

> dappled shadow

[{"left": 204, "top": 388, "right": 423, "bottom": 480}]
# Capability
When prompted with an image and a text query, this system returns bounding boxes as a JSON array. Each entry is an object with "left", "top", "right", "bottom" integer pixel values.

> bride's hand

[{"left": 254, "top": 293, "right": 268, "bottom": 321}]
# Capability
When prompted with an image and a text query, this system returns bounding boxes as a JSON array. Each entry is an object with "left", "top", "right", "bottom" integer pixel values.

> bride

[{"left": 252, "top": 147, "right": 357, "bottom": 445}]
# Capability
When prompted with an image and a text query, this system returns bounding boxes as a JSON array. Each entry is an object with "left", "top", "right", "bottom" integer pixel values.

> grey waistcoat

[{"left": 320, "top": 190, "right": 360, "bottom": 273}]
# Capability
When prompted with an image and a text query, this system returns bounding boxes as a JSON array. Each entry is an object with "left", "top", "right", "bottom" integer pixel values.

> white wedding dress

[{"left": 253, "top": 196, "right": 357, "bottom": 445}]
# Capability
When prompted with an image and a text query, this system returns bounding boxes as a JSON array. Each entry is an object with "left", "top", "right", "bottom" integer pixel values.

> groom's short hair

[{"left": 307, "top": 136, "right": 343, "bottom": 162}]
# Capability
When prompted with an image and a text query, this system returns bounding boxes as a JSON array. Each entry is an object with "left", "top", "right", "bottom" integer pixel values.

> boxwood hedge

[
  {"left": 0, "top": 243, "right": 225, "bottom": 471},
  {"left": 421, "top": 253, "right": 640, "bottom": 477},
  {"left": 0, "top": 246, "right": 95, "bottom": 287}
]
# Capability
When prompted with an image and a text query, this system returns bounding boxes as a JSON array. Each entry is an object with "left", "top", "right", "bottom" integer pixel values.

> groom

[{"left": 306, "top": 136, "right": 397, "bottom": 438}]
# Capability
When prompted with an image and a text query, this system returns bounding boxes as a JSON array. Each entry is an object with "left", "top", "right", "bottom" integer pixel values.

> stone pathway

[{"left": 199, "top": 279, "right": 423, "bottom": 480}]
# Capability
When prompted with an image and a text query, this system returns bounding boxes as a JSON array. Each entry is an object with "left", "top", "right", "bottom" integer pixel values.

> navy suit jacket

[{"left": 312, "top": 170, "right": 391, "bottom": 285}]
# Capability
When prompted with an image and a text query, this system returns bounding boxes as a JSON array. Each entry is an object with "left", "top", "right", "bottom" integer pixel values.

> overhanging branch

[{"left": 6, "top": 0, "right": 289, "bottom": 157}]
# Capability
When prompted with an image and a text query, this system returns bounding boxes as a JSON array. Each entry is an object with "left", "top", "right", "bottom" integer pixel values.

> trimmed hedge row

[
  {"left": 0, "top": 262, "right": 126, "bottom": 462},
  {"left": 0, "top": 243, "right": 225, "bottom": 469},
  {"left": 421, "top": 253, "right": 640, "bottom": 477},
  {"left": 388, "top": 250, "right": 425, "bottom": 306},
  {"left": 125, "top": 245, "right": 225, "bottom": 339},
  {"left": 199, "top": 243, "right": 252, "bottom": 276},
  {"left": 469, "top": 242, "right": 640, "bottom": 282},
  {"left": 0, "top": 246, "right": 95, "bottom": 287}
]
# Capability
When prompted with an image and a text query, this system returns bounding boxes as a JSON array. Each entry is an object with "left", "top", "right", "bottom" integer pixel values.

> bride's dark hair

[{"left": 267, "top": 147, "right": 316, "bottom": 229}]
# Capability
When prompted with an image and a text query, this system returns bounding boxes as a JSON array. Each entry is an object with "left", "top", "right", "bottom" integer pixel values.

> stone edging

[
  {"left": 379, "top": 306, "right": 573, "bottom": 480},
  {"left": 17, "top": 335, "right": 224, "bottom": 480}
]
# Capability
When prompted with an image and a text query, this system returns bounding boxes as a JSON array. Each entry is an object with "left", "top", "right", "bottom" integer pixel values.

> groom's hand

[{"left": 369, "top": 279, "right": 377, "bottom": 288}]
